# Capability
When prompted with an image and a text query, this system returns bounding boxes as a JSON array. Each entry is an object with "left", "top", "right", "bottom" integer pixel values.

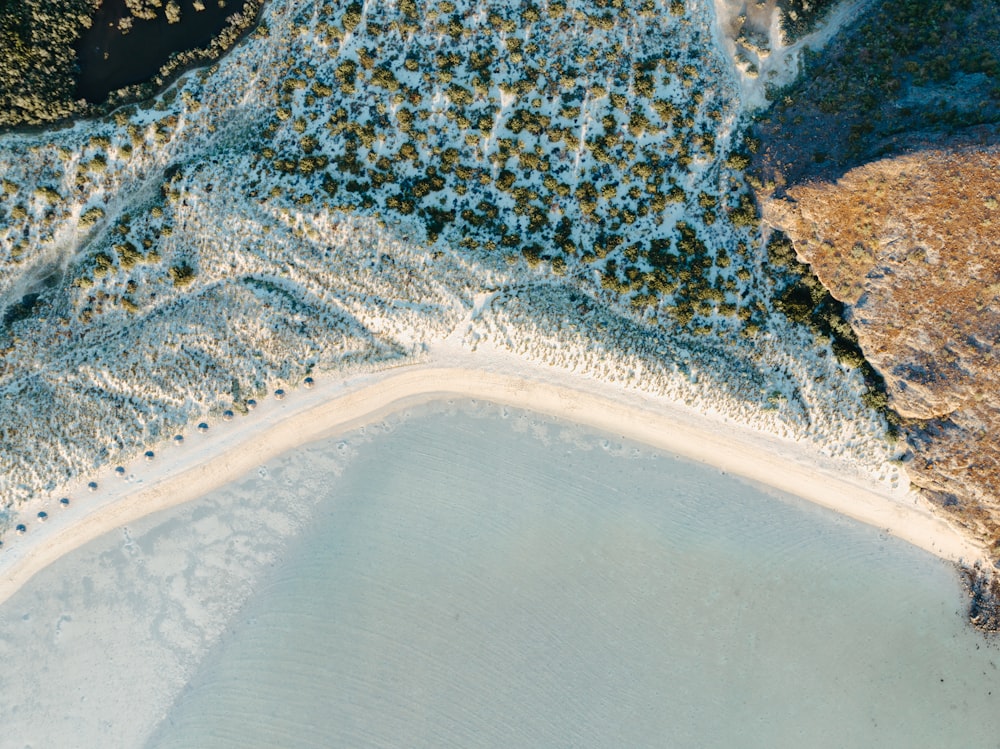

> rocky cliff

[{"left": 763, "top": 147, "right": 1000, "bottom": 551}]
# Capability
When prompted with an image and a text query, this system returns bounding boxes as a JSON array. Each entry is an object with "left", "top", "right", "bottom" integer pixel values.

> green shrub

[
  {"left": 79, "top": 206, "right": 105, "bottom": 227},
  {"left": 446, "top": 84, "right": 473, "bottom": 107},
  {"left": 35, "top": 186, "right": 61, "bottom": 202},
  {"left": 729, "top": 193, "right": 758, "bottom": 228},
  {"left": 370, "top": 67, "right": 400, "bottom": 92},
  {"left": 93, "top": 251, "right": 114, "bottom": 277},
  {"left": 169, "top": 262, "right": 196, "bottom": 287},
  {"left": 115, "top": 242, "right": 142, "bottom": 269},
  {"left": 832, "top": 339, "right": 865, "bottom": 368},
  {"left": 343, "top": 1, "right": 363, "bottom": 31},
  {"left": 495, "top": 170, "right": 516, "bottom": 191},
  {"left": 86, "top": 154, "right": 108, "bottom": 172},
  {"left": 725, "top": 151, "right": 751, "bottom": 170}
]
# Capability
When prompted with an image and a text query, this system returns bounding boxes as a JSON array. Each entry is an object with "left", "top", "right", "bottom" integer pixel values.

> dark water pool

[{"left": 75, "top": 0, "right": 254, "bottom": 102}]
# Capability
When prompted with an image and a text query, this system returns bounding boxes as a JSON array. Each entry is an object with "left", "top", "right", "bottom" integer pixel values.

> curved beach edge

[{"left": 0, "top": 350, "right": 984, "bottom": 607}]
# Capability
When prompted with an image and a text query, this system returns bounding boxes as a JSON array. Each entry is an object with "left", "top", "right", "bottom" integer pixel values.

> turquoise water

[{"left": 139, "top": 402, "right": 1000, "bottom": 748}]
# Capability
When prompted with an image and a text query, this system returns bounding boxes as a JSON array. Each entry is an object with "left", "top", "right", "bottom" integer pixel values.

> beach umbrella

[
  {"left": 114, "top": 466, "right": 126, "bottom": 478},
  {"left": 223, "top": 410, "right": 234, "bottom": 421},
  {"left": 59, "top": 497, "right": 70, "bottom": 507},
  {"left": 198, "top": 422, "right": 209, "bottom": 433},
  {"left": 15, "top": 524, "right": 26, "bottom": 534},
  {"left": 145, "top": 450, "right": 155, "bottom": 461},
  {"left": 274, "top": 389, "right": 286, "bottom": 401},
  {"left": 304, "top": 377, "right": 315, "bottom": 389},
  {"left": 37, "top": 511, "right": 48, "bottom": 522},
  {"left": 173, "top": 434, "right": 184, "bottom": 445},
  {"left": 246, "top": 399, "right": 257, "bottom": 411},
  {"left": 87, "top": 481, "right": 98, "bottom": 492}
]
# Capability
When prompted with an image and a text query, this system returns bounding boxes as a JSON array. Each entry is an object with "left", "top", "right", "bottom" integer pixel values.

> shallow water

[
  {"left": 146, "top": 402, "right": 1000, "bottom": 748},
  {"left": 1, "top": 401, "right": 999, "bottom": 748}
]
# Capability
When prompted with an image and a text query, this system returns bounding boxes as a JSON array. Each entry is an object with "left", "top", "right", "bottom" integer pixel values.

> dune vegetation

[{"left": 0, "top": 0, "right": 898, "bottom": 524}]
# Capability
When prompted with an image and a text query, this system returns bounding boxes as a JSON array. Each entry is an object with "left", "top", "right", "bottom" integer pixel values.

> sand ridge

[{"left": 0, "top": 348, "right": 984, "bottom": 608}]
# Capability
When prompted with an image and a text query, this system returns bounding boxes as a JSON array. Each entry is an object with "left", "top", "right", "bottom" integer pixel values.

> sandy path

[
  {"left": 0, "top": 348, "right": 983, "bottom": 608},
  {"left": 711, "top": 0, "right": 875, "bottom": 111}
]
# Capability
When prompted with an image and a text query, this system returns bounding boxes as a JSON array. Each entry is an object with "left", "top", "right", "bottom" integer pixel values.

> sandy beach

[{"left": 0, "top": 346, "right": 983, "bottom": 609}]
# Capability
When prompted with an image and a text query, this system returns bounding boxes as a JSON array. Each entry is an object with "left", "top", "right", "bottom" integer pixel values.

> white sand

[
  {"left": 711, "top": 0, "right": 874, "bottom": 110},
  {"left": 0, "top": 346, "right": 983, "bottom": 609}
]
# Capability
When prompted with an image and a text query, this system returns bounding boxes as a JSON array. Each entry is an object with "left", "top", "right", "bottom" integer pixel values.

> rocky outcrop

[{"left": 763, "top": 147, "right": 1000, "bottom": 550}]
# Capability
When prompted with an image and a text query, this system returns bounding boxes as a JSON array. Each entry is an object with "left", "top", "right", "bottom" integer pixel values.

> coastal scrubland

[
  {"left": 775, "top": 0, "right": 842, "bottom": 41},
  {"left": 0, "top": 0, "right": 898, "bottom": 545},
  {"left": 754, "top": 0, "right": 1000, "bottom": 188}
]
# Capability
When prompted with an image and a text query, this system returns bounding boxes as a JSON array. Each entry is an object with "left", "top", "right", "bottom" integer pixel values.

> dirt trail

[{"left": 710, "top": 0, "right": 874, "bottom": 111}]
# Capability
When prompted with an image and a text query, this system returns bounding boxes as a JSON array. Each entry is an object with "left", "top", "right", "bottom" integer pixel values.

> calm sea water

[
  {"left": 2, "top": 401, "right": 999, "bottom": 748},
  {"left": 146, "top": 402, "right": 1000, "bottom": 748}
]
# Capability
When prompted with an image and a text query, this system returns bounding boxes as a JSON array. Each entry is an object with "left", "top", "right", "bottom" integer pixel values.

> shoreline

[{"left": 0, "top": 350, "right": 984, "bottom": 607}]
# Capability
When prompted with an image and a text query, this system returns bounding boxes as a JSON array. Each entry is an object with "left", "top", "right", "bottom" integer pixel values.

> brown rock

[{"left": 763, "top": 148, "right": 1000, "bottom": 549}]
